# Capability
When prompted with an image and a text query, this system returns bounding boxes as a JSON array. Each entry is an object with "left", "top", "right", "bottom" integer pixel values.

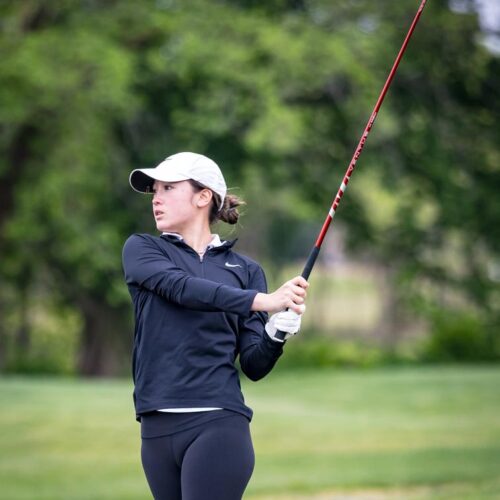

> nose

[{"left": 152, "top": 193, "right": 160, "bottom": 205}]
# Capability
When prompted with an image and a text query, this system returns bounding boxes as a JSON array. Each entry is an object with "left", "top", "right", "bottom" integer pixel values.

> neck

[{"left": 175, "top": 219, "right": 213, "bottom": 254}]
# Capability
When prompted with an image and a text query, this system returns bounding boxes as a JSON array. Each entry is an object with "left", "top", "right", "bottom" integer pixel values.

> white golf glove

[{"left": 265, "top": 309, "right": 304, "bottom": 343}]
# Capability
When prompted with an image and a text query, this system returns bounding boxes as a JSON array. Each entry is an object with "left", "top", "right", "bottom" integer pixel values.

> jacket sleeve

[
  {"left": 238, "top": 262, "right": 284, "bottom": 381},
  {"left": 122, "top": 234, "right": 258, "bottom": 315}
]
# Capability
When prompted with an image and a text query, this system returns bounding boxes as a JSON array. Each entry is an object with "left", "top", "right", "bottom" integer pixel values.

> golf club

[{"left": 276, "top": 0, "right": 428, "bottom": 341}]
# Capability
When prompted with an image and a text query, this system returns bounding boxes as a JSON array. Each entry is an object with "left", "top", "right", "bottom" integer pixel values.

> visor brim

[{"left": 129, "top": 169, "right": 190, "bottom": 193}]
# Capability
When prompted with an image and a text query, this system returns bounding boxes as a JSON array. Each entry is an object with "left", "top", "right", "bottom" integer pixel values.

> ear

[{"left": 196, "top": 188, "right": 213, "bottom": 208}]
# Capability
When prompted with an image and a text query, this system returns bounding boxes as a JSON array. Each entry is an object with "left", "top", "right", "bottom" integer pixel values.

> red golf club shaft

[{"left": 276, "top": 0, "right": 427, "bottom": 341}]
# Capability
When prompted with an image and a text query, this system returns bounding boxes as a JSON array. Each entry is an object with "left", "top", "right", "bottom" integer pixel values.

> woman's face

[{"left": 151, "top": 180, "right": 207, "bottom": 233}]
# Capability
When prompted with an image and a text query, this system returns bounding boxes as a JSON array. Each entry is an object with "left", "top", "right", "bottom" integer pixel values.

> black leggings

[{"left": 141, "top": 413, "right": 255, "bottom": 500}]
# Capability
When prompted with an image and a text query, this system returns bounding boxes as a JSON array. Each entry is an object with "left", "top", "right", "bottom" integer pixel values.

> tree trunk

[
  {"left": 0, "top": 301, "right": 7, "bottom": 370},
  {"left": 372, "top": 266, "right": 411, "bottom": 349},
  {"left": 76, "top": 295, "right": 131, "bottom": 377},
  {"left": 14, "top": 283, "right": 31, "bottom": 354}
]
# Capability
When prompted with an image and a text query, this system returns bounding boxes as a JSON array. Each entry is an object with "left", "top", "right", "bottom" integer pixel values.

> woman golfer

[{"left": 122, "top": 152, "right": 308, "bottom": 500}]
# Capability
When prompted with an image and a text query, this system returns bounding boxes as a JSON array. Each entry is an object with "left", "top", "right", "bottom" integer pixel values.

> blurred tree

[
  {"left": 0, "top": 0, "right": 137, "bottom": 374},
  {"left": 347, "top": 0, "right": 500, "bottom": 341},
  {"left": 0, "top": 0, "right": 498, "bottom": 374}
]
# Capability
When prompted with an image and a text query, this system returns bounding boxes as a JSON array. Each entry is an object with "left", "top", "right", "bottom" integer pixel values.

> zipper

[
  {"left": 199, "top": 246, "right": 217, "bottom": 263},
  {"left": 199, "top": 247, "right": 217, "bottom": 276},
  {"left": 199, "top": 251, "right": 205, "bottom": 278}
]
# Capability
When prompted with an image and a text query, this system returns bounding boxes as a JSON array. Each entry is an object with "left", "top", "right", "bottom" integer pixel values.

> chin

[
  {"left": 156, "top": 222, "right": 167, "bottom": 232},
  {"left": 156, "top": 221, "right": 175, "bottom": 233}
]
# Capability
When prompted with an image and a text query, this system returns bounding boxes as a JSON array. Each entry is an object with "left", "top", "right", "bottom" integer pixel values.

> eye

[{"left": 164, "top": 185, "right": 173, "bottom": 191}]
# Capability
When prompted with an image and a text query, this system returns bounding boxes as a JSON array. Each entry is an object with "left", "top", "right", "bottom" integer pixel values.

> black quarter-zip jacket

[{"left": 122, "top": 233, "right": 284, "bottom": 421}]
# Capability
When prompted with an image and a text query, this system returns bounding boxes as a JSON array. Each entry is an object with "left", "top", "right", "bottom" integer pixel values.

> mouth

[{"left": 154, "top": 210, "right": 165, "bottom": 218}]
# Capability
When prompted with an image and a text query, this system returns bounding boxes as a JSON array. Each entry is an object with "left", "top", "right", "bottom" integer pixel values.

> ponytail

[{"left": 211, "top": 193, "right": 244, "bottom": 225}]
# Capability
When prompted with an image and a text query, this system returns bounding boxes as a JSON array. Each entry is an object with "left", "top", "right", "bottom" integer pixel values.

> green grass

[{"left": 1, "top": 366, "right": 499, "bottom": 499}]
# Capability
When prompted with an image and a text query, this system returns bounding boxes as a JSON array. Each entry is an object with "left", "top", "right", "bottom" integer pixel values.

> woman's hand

[
  {"left": 265, "top": 310, "right": 304, "bottom": 342},
  {"left": 251, "top": 276, "right": 309, "bottom": 314}
]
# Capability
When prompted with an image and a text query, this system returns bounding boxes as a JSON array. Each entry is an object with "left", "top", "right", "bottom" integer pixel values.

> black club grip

[{"left": 274, "top": 246, "right": 320, "bottom": 341}]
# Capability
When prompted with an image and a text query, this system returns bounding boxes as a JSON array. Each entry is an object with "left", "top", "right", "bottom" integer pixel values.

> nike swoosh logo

[{"left": 225, "top": 262, "right": 242, "bottom": 268}]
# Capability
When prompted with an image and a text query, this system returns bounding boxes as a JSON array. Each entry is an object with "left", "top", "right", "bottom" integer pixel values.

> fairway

[{"left": 0, "top": 366, "right": 499, "bottom": 499}]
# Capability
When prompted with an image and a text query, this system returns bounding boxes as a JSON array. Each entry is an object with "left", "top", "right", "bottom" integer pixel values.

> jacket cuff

[{"left": 261, "top": 328, "right": 285, "bottom": 353}]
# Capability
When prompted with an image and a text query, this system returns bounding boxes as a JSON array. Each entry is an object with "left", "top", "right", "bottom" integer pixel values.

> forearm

[
  {"left": 239, "top": 333, "right": 284, "bottom": 381},
  {"left": 251, "top": 293, "right": 268, "bottom": 312},
  {"left": 145, "top": 272, "right": 258, "bottom": 315},
  {"left": 250, "top": 275, "right": 308, "bottom": 314}
]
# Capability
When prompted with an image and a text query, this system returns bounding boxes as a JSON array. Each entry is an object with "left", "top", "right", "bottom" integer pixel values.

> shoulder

[
  {"left": 124, "top": 233, "right": 163, "bottom": 246},
  {"left": 122, "top": 233, "right": 164, "bottom": 256}
]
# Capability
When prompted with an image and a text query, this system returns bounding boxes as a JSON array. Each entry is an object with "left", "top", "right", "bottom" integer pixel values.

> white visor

[{"left": 129, "top": 152, "right": 227, "bottom": 210}]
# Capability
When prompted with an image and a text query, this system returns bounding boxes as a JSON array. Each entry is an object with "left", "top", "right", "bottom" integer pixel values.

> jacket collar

[{"left": 160, "top": 232, "right": 237, "bottom": 252}]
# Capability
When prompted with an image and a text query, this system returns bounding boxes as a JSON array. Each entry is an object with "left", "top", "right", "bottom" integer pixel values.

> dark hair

[{"left": 188, "top": 180, "right": 245, "bottom": 225}]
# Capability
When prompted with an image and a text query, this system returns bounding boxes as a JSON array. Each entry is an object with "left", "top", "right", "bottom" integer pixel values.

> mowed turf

[{"left": 0, "top": 366, "right": 499, "bottom": 499}]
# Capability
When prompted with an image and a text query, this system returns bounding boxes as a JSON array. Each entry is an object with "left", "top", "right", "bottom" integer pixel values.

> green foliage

[
  {"left": 275, "top": 338, "right": 386, "bottom": 368},
  {"left": 0, "top": 0, "right": 498, "bottom": 374},
  {"left": 4, "top": 328, "right": 78, "bottom": 375},
  {"left": 3, "top": 298, "right": 81, "bottom": 375},
  {"left": 423, "top": 309, "right": 500, "bottom": 362}
]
